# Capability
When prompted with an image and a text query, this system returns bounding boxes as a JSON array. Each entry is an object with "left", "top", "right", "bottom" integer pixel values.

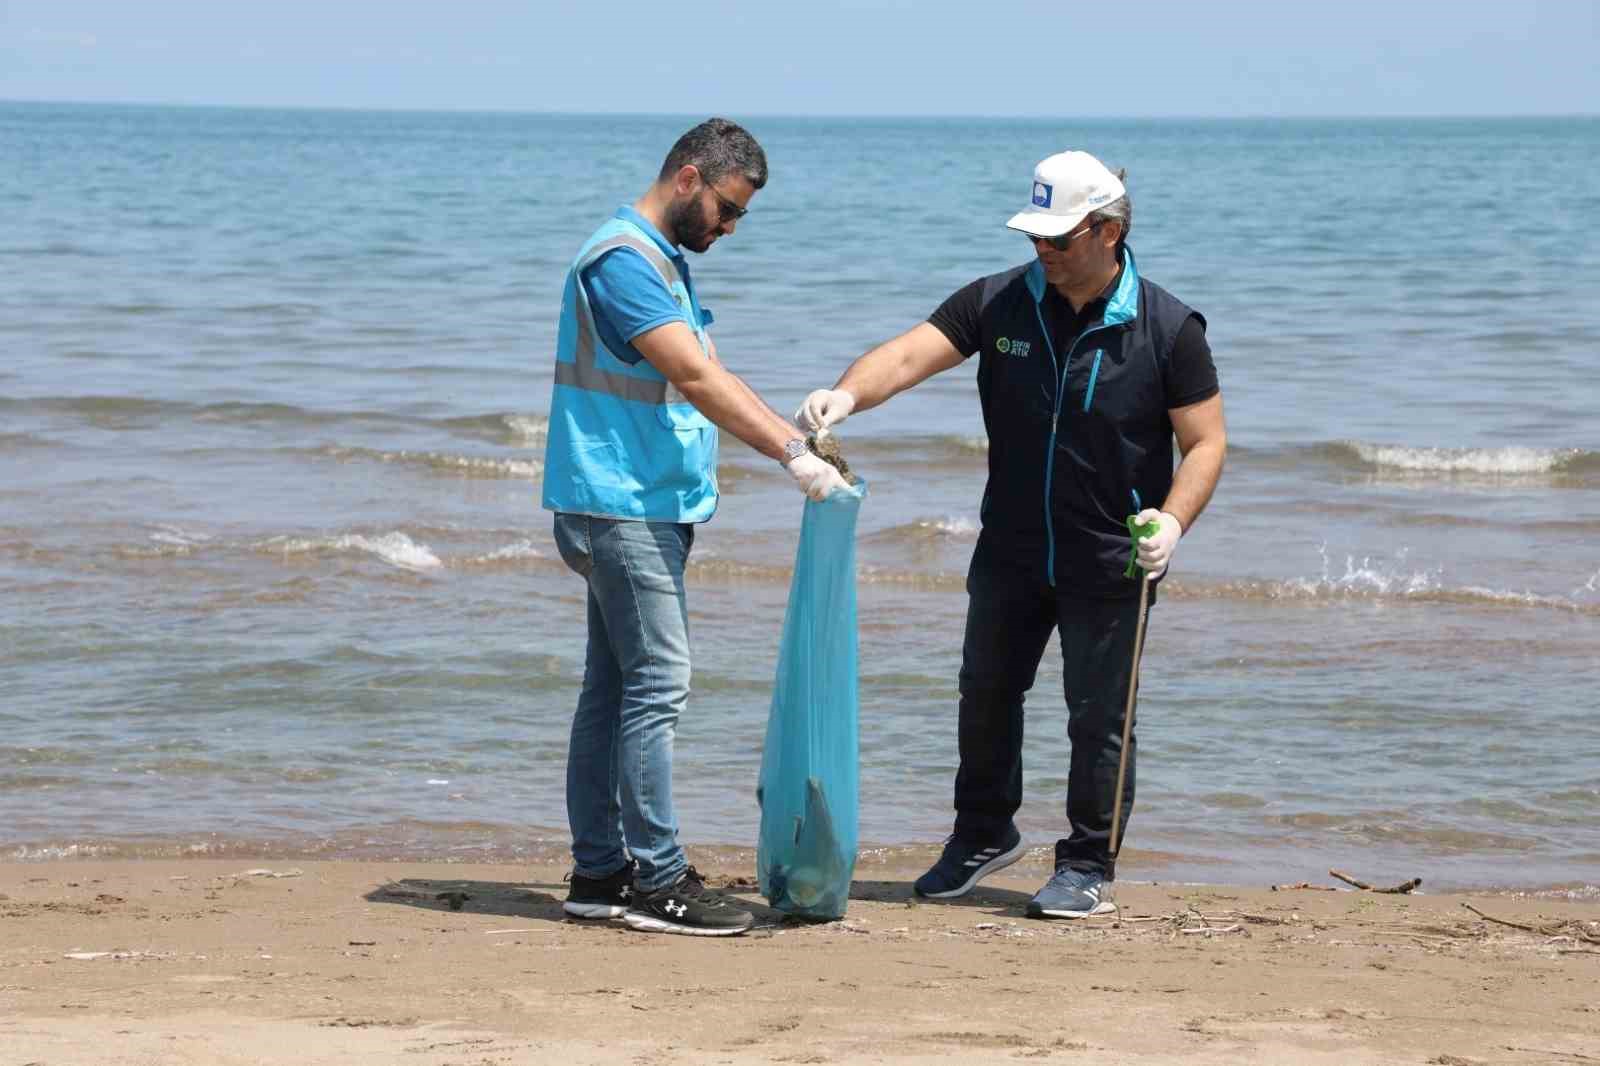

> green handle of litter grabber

[{"left": 1124, "top": 514, "right": 1161, "bottom": 579}]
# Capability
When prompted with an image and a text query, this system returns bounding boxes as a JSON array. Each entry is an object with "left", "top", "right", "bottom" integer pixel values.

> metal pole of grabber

[{"left": 1108, "top": 570, "right": 1151, "bottom": 866}]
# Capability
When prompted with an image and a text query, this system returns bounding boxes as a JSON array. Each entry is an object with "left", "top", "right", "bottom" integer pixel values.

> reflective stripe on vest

[{"left": 557, "top": 234, "right": 701, "bottom": 406}]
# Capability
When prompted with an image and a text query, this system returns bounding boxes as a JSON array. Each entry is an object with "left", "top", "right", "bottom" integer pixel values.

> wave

[
  {"left": 0, "top": 242, "right": 110, "bottom": 258},
  {"left": 7, "top": 394, "right": 1590, "bottom": 487},
  {"left": 255, "top": 531, "right": 442, "bottom": 572},
  {"left": 112, "top": 528, "right": 553, "bottom": 573},
  {"left": 1167, "top": 575, "right": 1600, "bottom": 616},
  {"left": 103, "top": 526, "right": 1600, "bottom": 612},
  {"left": 94, "top": 302, "right": 175, "bottom": 315},
  {"left": 438, "top": 413, "right": 548, "bottom": 446},
  {"left": 802, "top": 435, "right": 1598, "bottom": 484},
  {"left": 2, "top": 395, "right": 551, "bottom": 448},
  {"left": 308, "top": 444, "right": 542, "bottom": 480},
  {"left": 868, "top": 516, "right": 980, "bottom": 543},
  {"left": 455, "top": 540, "right": 546, "bottom": 567},
  {"left": 0, "top": 431, "right": 53, "bottom": 452},
  {"left": 219, "top": 302, "right": 321, "bottom": 316},
  {"left": 848, "top": 433, "right": 989, "bottom": 463},
  {"left": 3, "top": 826, "right": 577, "bottom": 865},
  {"left": 148, "top": 524, "right": 213, "bottom": 552},
  {"left": 1312, "top": 440, "right": 1597, "bottom": 479}
]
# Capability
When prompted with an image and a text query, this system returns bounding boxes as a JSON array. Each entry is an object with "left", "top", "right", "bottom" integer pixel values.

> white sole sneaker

[
  {"left": 563, "top": 901, "right": 628, "bottom": 919},
  {"left": 917, "top": 839, "right": 1029, "bottom": 899},
  {"left": 622, "top": 911, "right": 753, "bottom": 936}
]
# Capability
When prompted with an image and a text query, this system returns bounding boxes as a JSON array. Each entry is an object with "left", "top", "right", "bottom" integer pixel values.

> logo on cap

[{"left": 1032, "top": 182, "right": 1052, "bottom": 208}]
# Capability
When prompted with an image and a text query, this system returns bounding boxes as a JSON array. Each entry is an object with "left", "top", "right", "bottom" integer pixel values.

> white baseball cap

[{"left": 1005, "top": 151, "right": 1125, "bottom": 238}]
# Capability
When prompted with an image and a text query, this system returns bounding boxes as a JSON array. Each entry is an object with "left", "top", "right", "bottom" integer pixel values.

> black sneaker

[
  {"left": 563, "top": 860, "right": 635, "bottom": 919},
  {"left": 623, "top": 866, "right": 753, "bottom": 937},
  {"left": 913, "top": 826, "right": 1026, "bottom": 899}
]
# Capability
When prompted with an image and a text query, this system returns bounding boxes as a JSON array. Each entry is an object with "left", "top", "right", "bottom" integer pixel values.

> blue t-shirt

[{"left": 579, "top": 208, "right": 710, "bottom": 365}]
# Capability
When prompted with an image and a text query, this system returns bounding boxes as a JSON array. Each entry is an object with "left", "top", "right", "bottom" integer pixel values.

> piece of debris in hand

[{"left": 807, "top": 434, "right": 859, "bottom": 486}]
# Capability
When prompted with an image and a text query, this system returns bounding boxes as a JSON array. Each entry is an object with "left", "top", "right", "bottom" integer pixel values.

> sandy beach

[{"left": 2, "top": 853, "right": 1596, "bottom": 1066}]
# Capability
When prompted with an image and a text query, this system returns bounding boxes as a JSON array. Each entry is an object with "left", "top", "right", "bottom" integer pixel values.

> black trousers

[{"left": 952, "top": 535, "right": 1151, "bottom": 878}]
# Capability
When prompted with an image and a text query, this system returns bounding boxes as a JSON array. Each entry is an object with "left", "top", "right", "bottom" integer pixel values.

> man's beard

[{"left": 667, "top": 195, "right": 718, "bottom": 253}]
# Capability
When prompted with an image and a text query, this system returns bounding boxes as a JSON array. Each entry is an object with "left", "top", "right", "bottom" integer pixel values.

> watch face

[{"left": 785, "top": 439, "right": 808, "bottom": 460}]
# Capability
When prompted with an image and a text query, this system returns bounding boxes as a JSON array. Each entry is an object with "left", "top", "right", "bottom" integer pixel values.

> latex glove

[
  {"left": 1134, "top": 508, "right": 1183, "bottom": 579},
  {"left": 785, "top": 452, "right": 851, "bottom": 502},
  {"left": 793, "top": 388, "right": 856, "bottom": 433}
]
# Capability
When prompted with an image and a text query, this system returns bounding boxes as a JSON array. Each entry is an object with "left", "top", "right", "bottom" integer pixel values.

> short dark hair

[{"left": 659, "top": 118, "right": 768, "bottom": 190}]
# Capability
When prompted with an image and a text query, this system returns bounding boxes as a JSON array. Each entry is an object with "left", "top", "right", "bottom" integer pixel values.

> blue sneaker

[
  {"left": 1026, "top": 866, "right": 1116, "bottom": 918},
  {"left": 913, "top": 827, "right": 1026, "bottom": 899}
]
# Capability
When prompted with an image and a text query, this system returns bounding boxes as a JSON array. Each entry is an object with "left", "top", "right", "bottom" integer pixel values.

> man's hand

[
  {"left": 793, "top": 389, "right": 856, "bottom": 433},
  {"left": 1134, "top": 509, "right": 1183, "bottom": 578},
  {"left": 786, "top": 452, "right": 851, "bottom": 502}
]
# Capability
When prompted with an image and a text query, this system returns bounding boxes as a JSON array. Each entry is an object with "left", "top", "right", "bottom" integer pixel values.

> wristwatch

[{"left": 780, "top": 438, "right": 810, "bottom": 466}]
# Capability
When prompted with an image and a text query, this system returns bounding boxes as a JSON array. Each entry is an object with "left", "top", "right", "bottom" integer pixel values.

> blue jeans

[
  {"left": 953, "top": 532, "right": 1151, "bottom": 879},
  {"left": 552, "top": 513, "right": 694, "bottom": 893}
]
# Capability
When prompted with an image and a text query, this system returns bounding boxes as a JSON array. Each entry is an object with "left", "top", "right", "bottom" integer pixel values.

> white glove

[
  {"left": 793, "top": 388, "right": 856, "bottom": 433},
  {"left": 1134, "top": 508, "right": 1183, "bottom": 579},
  {"left": 785, "top": 452, "right": 851, "bottom": 502}
]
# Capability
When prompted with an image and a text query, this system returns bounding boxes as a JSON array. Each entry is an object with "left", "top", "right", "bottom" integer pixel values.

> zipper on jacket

[
  {"left": 1083, "top": 350, "right": 1103, "bottom": 412},
  {"left": 1033, "top": 304, "right": 1118, "bottom": 587}
]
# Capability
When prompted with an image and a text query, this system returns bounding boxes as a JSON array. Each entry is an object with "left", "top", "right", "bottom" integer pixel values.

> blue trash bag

[{"left": 756, "top": 478, "right": 867, "bottom": 920}]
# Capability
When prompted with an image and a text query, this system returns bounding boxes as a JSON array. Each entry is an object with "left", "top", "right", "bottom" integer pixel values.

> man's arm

[
  {"left": 1161, "top": 392, "right": 1227, "bottom": 530},
  {"left": 832, "top": 323, "right": 967, "bottom": 412},
  {"left": 632, "top": 321, "right": 796, "bottom": 460},
  {"left": 704, "top": 334, "right": 791, "bottom": 434}
]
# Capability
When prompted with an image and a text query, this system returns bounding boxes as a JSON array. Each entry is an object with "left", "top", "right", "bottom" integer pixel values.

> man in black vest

[{"left": 795, "top": 150, "right": 1226, "bottom": 917}]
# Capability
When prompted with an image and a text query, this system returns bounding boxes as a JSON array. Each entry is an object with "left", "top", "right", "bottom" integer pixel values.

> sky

[{"left": 1, "top": 0, "right": 1596, "bottom": 117}]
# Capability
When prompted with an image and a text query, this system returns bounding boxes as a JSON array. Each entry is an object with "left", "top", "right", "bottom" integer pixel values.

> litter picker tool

[{"left": 1109, "top": 512, "right": 1161, "bottom": 867}]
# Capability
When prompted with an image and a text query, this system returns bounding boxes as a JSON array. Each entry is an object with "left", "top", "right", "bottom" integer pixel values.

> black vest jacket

[{"left": 971, "top": 248, "right": 1203, "bottom": 597}]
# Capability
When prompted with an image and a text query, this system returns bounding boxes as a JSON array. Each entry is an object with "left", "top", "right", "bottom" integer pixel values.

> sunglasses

[
  {"left": 703, "top": 181, "right": 748, "bottom": 224},
  {"left": 1031, "top": 222, "right": 1099, "bottom": 251}
]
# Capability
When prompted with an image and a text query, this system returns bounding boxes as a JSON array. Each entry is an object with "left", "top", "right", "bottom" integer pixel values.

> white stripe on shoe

[
  {"left": 919, "top": 839, "right": 1028, "bottom": 899},
  {"left": 1029, "top": 896, "right": 1118, "bottom": 918}
]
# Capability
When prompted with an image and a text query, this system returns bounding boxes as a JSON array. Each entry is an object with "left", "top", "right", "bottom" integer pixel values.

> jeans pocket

[{"left": 552, "top": 513, "right": 593, "bottom": 578}]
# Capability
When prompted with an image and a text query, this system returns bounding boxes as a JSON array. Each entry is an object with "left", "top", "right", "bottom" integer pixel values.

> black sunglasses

[
  {"left": 1031, "top": 221, "right": 1099, "bottom": 251},
  {"left": 703, "top": 181, "right": 748, "bottom": 224}
]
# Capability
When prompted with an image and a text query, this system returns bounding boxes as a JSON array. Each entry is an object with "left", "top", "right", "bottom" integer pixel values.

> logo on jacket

[
  {"left": 996, "top": 337, "right": 1031, "bottom": 358},
  {"left": 1032, "top": 182, "right": 1052, "bottom": 208}
]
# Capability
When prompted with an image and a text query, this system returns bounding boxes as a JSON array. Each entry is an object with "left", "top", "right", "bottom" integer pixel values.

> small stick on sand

[
  {"left": 1330, "top": 869, "right": 1422, "bottom": 894},
  {"left": 1461, "top": 903, "right": 1600, "bottom": 943}
]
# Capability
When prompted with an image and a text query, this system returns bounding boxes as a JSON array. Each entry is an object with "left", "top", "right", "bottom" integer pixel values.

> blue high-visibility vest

[{"left": 541, "top": 216, "right": 719, "bottom": 523}]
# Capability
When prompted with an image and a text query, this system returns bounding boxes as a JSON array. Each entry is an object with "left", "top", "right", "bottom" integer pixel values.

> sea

[{"left": 3, "top": 102, "right": 1597, "bottom": 897}]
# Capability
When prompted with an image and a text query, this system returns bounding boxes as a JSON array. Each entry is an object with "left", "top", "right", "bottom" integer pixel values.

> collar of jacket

[{"left": 1023, "top": 245, "right": 1141, "bottom": 329}]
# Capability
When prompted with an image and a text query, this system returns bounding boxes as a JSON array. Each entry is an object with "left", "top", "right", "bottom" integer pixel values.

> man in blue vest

[
  {"left": 796, "top": 150, "right": 1226, "bottom": 918},
  {"left": 543, "top": 118, "right": 849, "bottom": 937}
]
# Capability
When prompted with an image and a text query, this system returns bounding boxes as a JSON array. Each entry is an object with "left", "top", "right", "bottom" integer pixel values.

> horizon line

[{"left": 4, "top": 96, "right": 1598, "bottom": 123}]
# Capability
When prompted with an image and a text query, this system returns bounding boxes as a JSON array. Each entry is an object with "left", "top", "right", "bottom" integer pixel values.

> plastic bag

[{"left": 756, "top": 479, "right": 867, "bottom": 919}]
